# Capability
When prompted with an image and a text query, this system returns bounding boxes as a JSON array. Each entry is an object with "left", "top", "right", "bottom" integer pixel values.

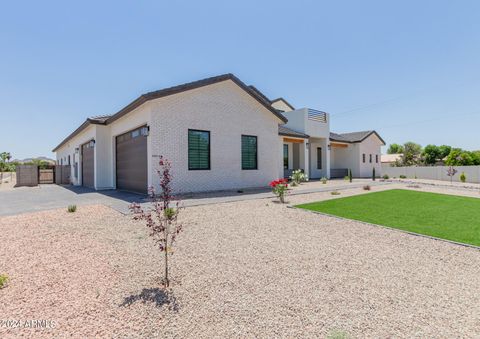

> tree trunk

[{"left": 164, "top": 235, "right": 169, "bottom": 287}]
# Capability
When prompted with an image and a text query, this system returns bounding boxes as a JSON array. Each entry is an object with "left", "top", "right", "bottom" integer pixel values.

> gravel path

[{"left": 1, "top": 186, "right": 479, "bottom": 338}]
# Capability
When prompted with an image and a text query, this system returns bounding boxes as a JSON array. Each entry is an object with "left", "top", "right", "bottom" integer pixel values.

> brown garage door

[
  {"left": 82, "top": 141, "right": 95, "bottom": 188},
  {"left": 116, "top": 126, "right": 148, "bottom": 194}
]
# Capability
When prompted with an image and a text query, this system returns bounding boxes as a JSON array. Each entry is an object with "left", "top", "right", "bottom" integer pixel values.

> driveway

[
  {"left": 0, "top": 185, "right": 146, "bottom": 217},
  {"left": 0, "top": 180, "right": 391, "bottom": 216}
]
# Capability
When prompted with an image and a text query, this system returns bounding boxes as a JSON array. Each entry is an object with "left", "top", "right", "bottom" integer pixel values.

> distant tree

[
  {"left": 387, "top": 143, "right": 404, "bottom": 154},
  {"left": 400, "top": 142, "right": 422, "bottom": 166},
  {"left": 445, "top": 148, "right": 476, "bottom": 166},
  {"left": 422, "top": 144, "right": 440, "bottom": 165},
  {"left": 24, "top": 159, "right": 51, "bottom": 169},
  {"left": 438, "top": 145, "right": 452, "bottom": 159}
]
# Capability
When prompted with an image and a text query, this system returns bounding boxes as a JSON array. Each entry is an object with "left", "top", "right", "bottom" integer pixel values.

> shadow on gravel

[{"left": 120, "top": 288, "right": 179, "bottom": 311}]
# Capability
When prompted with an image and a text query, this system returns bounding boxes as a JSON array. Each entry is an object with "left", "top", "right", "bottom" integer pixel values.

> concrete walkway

[{"left": 0, "top": 180, "right": 391, "bottom": 216}]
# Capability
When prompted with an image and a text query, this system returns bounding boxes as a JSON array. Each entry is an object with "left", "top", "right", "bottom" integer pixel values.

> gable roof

[
  {"left": 270, "top": 97, "right": 295, "bottom": 111},
  {"left": 278, "top": 125, "right": 309, "bottom": 139},
  {"left": 53, "top": 74, "right": 287, "bottom": 152},
  {"left": 329, "top": 130, "right": 386, "bottom": 145}
]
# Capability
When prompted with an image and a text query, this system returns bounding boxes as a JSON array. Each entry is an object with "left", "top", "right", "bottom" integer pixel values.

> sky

[{"left": 1, "top": 0, "right": 480, "bottom": 159}]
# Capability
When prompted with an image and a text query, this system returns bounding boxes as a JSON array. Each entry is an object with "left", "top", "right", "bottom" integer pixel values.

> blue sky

[{"left": 1, "top": 0, "right": 480, "bottom": 159}]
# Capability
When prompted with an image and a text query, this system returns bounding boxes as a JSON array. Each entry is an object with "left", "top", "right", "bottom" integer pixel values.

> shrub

[
  {"left": 331, "top": 190, "right": 341, "bottom": 195},
  {"left": 399, "top": 175, "right": 407, "bottom": 179},
  {"left": 321, "top": 177, "right": 327, "bottom": 184},
  {"left": 290, "top": 169, "right": 308, "bottom": 185},
  {"left": 67, "top": 205, "right": 77, "bottom": 213},
  {"left": 0, "top": 274, "right": 8, "bottom": 289},
  {"left": 327, "top": 329, "right": 350, "bottom": 339},
  {"left": 382, "top": 174, "right": 389, "bottom": 179},
  {"left": 363, "top": 185, "right": 371, "bottom": 191},
  {"left": 460, "top": 172, "right": 466, "bottom": 183},
  {"left": 129, "top": 157, "right": 183, "bottom": 288},
  {"left": 269, "top": 178, "right": 289, "bottom": 203},
  {"left": 344, "top": 176, "right": 349, "bottom": 181},
  {"left": 348, "top": 169, "right": 352, "bottom": 183},
  {"left": 372, "top": 167, "right": 376, "bottom": 181}
]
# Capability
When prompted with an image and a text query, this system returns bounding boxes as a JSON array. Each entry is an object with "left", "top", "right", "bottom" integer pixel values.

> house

[
  {"left": 381, "top": 153, "right": 402, "bottom": 166},
  {"left": 53, "top": 73, "right": 385, "bottom": 194}
]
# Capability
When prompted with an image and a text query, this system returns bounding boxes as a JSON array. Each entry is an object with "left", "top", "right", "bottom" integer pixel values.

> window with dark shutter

[
  {"left": 376, "top": 154, "right": 379, "bottom": 163},
  {"left": 242, "top": 135, "right": 257, "bottom": 170},
  {"left": 369, "top": 154, "right": 372, "bottom": 163},
  {"left": 362, "top": 154, "right": 365, "bottom": 163},
  {"left": 283, "top": 144, "right": 288, "bottom": 169},
  {"left": 317, "top": 147, "right": 322, "bottom": 169},
  {"left": 188, "top": 129, "right": 210, "bottom": 170}
]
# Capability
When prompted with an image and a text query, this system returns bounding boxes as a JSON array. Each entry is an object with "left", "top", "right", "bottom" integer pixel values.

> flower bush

[
  {"left": 269, "top": 178, "right": 288, "bottom": 203},
  {"left": 290, "top": 169, "right": 308, "bottom": 185}
]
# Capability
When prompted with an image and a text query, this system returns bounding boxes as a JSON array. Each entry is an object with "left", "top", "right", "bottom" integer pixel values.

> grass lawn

[{"left": 297, "top": 189, "right": 480, "bottom": 247}]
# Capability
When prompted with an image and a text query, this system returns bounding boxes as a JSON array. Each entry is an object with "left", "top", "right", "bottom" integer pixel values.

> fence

[
  {"left": 55, "top": 165, "right": 71, "bottom": 185},
  {"left": 381, "top": 164, "right": 480, "bottom": 183},
  {"left": 15, "top": 165, "right": 39, "bottom": 187}
]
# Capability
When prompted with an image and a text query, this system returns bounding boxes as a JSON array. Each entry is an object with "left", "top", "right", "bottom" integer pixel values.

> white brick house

[{"left": 53, "top": 74, "right": 385, "bottom": 194}]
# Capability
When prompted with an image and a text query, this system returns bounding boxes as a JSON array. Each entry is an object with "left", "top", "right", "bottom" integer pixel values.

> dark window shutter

[
  {"left": 188, "top": 130, "right": 210, "bottom": 170},
  {"left": 242, "top": 135, "right": 257, "bottom": 170}
]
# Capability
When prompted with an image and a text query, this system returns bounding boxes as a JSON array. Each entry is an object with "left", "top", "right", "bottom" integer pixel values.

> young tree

[
  {"left": 0, "top": 152, "right": 11, "bottom": 183},
  {"left": 446, "top": 166, "right": 457, "bottom": 183},
  {"left": 387, "top": 143, "right": 404, "bottom": 154},
  {"left": 129, "top": 157, "right": 183, "bottom": 288}
]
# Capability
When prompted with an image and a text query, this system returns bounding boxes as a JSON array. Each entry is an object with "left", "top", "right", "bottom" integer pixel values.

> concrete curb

[{"left": 288, "top": 205, "right": 480, "bottom": 251}]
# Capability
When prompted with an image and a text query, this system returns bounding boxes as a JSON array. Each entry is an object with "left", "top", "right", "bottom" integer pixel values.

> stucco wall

[
  {"left": 271, "top": 100, "right": 293, "bottom": 112},
  {"left": 358, "top": 134, "right": 382, "bottom": 177},
  {"left": 148, "top": 80, "right": 284, "bottom": 193},
  {"left": 381, "top": 165, "right": 480, "bottom": 183},
  {"left": 330, "top": 144, "right": 359, "bottom": 176},
  {"left": 55, "top": 124, "right": 96, "bottom": 186}
]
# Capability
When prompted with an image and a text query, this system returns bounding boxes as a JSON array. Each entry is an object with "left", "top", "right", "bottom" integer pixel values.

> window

[
  {"left": 376, "top": 154, "right": 379, "bottom": 163},
  {"left": 317, "top": 147, "right": 322, "bottom": 169},
  {"left": 362, "top": 154, "right": 365, "bottom": 163},
  {"left": 369, "top": 154, "right": 372, "bottom": 163},
  {"left": 188, "top": 129, "right": 210, "bottom": 170},
  {"left": 68, "top": 155, "right": 71, "bottom": 165},
  {"left": 283, "top": 144, "right": 289, "bottom": 169},
  {"left": 242, "top": 135, "right": 257, "bottom": 170}
]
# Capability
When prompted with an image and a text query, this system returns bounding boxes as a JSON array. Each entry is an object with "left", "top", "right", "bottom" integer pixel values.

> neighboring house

[
  {"left": 53, "top": 73, "right": 385, "bottom": 194},
  {"left": 381, "top": 153, "right": 402, "bottom": 166}
]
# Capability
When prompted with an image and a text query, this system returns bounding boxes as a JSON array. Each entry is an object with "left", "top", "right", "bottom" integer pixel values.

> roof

[
  {"left": 329, "top": 130, "right": 386, "bottom": 145},
  {"left": 53, "top": 74, "right": 288, "bottom": 152},
  {"left": 248, "top": 85, "right": 271, "bottom": 103},
  {"left": 381, "top": 153, "right": 402, "bottom": 163},
  {"left": 270, "top": 97, "right": 295, "bottom": 111},
  {"left": 278, "top": 125, "right": 309, "bottom": 139}
]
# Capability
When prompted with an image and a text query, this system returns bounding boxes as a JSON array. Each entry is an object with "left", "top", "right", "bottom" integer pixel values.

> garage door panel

[
  {"left": 116, "top": 127, "right": 147, "bottom": 194},
  {"left": 82, "top": 142, "right": 94, "bottom": 188}
]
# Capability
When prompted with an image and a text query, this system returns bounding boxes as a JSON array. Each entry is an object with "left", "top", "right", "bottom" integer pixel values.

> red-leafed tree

[{"left": 130, "top": 157, "right": 183, "bottom": 288}]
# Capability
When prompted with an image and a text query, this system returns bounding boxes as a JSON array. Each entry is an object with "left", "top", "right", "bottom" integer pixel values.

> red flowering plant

[
  {"left": 129, "top": 156, "right": 183, "bottom": 288},
  {"left": 269, "top": 178, "right": 289, "bottom": 203}
]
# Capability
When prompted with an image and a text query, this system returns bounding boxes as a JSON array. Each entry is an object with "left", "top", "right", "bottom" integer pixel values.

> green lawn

[{"left": 296, "top": 189, "right": 480, "bottom": 247}]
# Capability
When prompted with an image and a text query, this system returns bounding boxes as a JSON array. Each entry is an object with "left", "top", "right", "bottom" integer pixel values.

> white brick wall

[
  {"left": 56, "top": 79, "right": 286, "bottom": 193},
  {"left": 149, "top": 80, "right": 284, "bottom": 193}
]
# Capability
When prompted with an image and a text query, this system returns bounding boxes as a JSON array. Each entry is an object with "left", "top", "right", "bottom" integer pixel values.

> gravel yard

[{"left": 1, "top": 186, "right": 480, "bottom": 338}]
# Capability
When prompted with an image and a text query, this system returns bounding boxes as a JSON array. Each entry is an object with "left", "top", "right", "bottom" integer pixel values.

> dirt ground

[{"left": 1, "top": 185, "right": 479, "bottom": 338}]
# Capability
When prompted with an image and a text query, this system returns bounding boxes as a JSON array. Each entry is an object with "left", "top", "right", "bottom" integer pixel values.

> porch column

[
  {"left": 325, "top": 140, "right": 331, "bottom": 179},
  {"left": 303, "top": 141, "right": 310, "bottom": 178}
]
